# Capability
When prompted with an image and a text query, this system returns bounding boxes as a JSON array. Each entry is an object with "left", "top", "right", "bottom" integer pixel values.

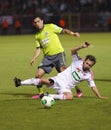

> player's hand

[
  {"left": 73, "top": 32, "right": 80, "bottom": 37},
  {"left": 30, "top": 58, "right": 35, "bottom": 66},
  {"left": 82, "top": 42, "right": 90, "bottom": 48}
]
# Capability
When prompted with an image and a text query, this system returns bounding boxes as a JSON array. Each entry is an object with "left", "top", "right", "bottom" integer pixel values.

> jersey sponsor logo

[
  {"left": 72, "top": 71, "right": 80, "bottom": 81},
  {"left": 40, "top": 38, "right": 50, "bottom": 47},
  {"left": 45, "top": 32, "right": 49, "bottom": 36}
]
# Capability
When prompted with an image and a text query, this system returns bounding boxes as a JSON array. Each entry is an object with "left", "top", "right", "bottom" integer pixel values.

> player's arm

[
  {"left": 91, "top": 86, "right": 108, "bottom": 99},
  {"left": 62, "top": 28, "right": 80, "bottom": 37},
  {"left": 71, "top": 42, "right": 90, "bottom": 55},
  {"left": 30, "top": 47, "right": 41, "bottom": 66}
]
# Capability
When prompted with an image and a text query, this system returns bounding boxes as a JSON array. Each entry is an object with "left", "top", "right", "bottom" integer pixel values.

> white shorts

[{"left": 49, "top": 76, "right": 72, "bottom": 94}]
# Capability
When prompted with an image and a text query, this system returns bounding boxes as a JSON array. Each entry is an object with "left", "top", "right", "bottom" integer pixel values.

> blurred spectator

[
  {"left": 108, "top": 17, "right": 111, "bottom": 31},
  {"left": 96, "top": 10, "right": 111, "bottom": 27},
  {"left": 59, "top": 0, "right": 68, "bottom": 13},
  {"left": 59, "top": 19, "right": 66, "bottom": 27},
  {"left": 0, "top": 0, "right": 111, "bottom": 34},
  {"left": 1, "top": 19, "right": 9, "bottom": 35},
  {"left": 14, "top": 19, "right": 22, "bottom": 34},
  {"left": 0, "top": 0, "right": 111, "bottom": 16}
]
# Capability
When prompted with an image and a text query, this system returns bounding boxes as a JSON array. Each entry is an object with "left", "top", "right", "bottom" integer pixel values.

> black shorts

[{"left": 38, "top": 52, "right": 66, "bottom": 73}]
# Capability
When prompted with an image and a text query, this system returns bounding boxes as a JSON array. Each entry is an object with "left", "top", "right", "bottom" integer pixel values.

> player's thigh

[
  {"left": 38, "top": 56, "right": 54, "bottom": 73},
  {"left": 55, "top": 52, "right": 66, "bottom": 72}
]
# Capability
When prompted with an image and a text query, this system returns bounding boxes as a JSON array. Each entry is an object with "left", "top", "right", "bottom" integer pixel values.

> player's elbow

[{"left": 71, "top": 48, "right": 76, "bottom": 55}]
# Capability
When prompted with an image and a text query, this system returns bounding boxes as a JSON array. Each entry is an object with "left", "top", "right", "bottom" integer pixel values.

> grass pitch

[{"left": 0, "top": 33, "right": 111, "bottom": 130}]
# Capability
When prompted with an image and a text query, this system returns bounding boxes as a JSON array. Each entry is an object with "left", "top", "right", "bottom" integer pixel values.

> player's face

[
  {"left": 33, "top": 17, "right": 44, "bottom": 30},
  {"left": 83, "top": 59, "right": 94, "bottom": 71}
]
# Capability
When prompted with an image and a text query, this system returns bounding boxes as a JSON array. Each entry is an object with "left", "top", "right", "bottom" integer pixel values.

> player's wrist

[
  {"left": 32, "top": 57, "right": 36, "bottom": 61},
  {"left": 80, "top": 45, "right": 84, "bottom": 49},
  {"left": 70, "top": 31, "right": 74, "bottom": 35}
]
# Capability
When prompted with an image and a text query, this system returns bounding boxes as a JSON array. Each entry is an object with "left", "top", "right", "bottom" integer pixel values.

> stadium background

[{"left": 0, "top": 0, "right": 111, "bottom": 34}]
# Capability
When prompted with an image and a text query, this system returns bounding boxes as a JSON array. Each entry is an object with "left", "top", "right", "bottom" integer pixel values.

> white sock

[
  {"left": 49, "top": 93, "right": 66, "bottom": 100},
  {"left": 21, "top": 78, "right": 40, "bottom": 86}
]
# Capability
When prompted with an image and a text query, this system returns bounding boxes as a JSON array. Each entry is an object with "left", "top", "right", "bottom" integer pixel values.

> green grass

[{"left": 0, "top": 33, "right": 111, "bottom": 130}]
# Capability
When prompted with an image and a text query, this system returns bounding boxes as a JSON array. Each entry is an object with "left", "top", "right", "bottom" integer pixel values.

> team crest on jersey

[
  {"left": 45, "top": 32, "right": 49, "bottom": 36},
  {"left": 76, "top": 68, "right": 81, "bottom": 72},
  {"left": 72, "top": 71, "right": 80, "bottom": 81}
]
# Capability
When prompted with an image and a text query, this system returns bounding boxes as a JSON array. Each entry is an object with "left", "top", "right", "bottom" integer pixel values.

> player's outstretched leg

[
  {"left": 13, "top": 77, "right": 40, "bottom": 87},
  {"left": 39, "top": 92, "right": 49, "bottom": 99},
  {"left": 32, "top": 84, "right": 44, "bottom": 99}
]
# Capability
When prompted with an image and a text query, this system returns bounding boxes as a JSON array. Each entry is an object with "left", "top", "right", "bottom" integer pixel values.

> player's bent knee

[
  {"left": 67, "top": 95, "right": 73, "bottom": 100},
  {"left": 40, "top": 78, "right": 52, "bottom": 86},
  {"left": 64, "top": 93, "right": 73, "bottom": 100}
]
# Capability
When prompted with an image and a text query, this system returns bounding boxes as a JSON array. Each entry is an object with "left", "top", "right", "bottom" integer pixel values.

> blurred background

[{"left": 0, "top": 0, "right": 111, "bottom": 35}]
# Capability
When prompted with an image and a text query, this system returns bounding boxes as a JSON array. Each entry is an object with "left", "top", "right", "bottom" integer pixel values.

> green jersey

[{"left": 35, "top": 24, "right": 64, "bottom": 55}]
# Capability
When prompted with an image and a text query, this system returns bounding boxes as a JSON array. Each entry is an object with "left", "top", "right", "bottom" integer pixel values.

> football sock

[
  {"left": 36, "top": 85, "right": 44, "bottom": 94},
  {"left": 21, "top": 78, "right": 40, "bottom": 85},
  {"left": 49, "top": 94, "right": 66, "bottom": 100}
]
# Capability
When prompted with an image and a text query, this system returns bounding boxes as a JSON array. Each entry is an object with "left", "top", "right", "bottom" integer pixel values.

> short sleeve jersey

[{"left": 35, "top": 24, "right": 64, "bottom": 55}]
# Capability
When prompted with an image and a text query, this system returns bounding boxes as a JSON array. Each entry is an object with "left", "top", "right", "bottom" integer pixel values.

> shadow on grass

[
  {"left": 73, "top": 95, "right": 96, "bottom": 99},
  {"left": 0, "top": 92, "right": 33, "bottom": 98},
  {"left": 95, "top": 78, "right": 111, "bottom": 82},
  {"left": 1, "top": 92, "right": 96, "bottom": 100}
]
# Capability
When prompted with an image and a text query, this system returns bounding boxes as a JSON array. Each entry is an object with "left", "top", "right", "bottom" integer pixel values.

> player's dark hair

[
  {"left": 36, "top": 14, "right": 44, "bottom": 21},
  {"left": 85, "top": 55, "right": 96, "bottom": 65},
  {"left": 35, "top": 13, "right": 49, "bottom": 24}
]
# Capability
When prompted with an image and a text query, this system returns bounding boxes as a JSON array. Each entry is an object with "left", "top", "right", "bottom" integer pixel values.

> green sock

[{"left": 36, "top": 85, "right": 43, "bottom": 94}]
